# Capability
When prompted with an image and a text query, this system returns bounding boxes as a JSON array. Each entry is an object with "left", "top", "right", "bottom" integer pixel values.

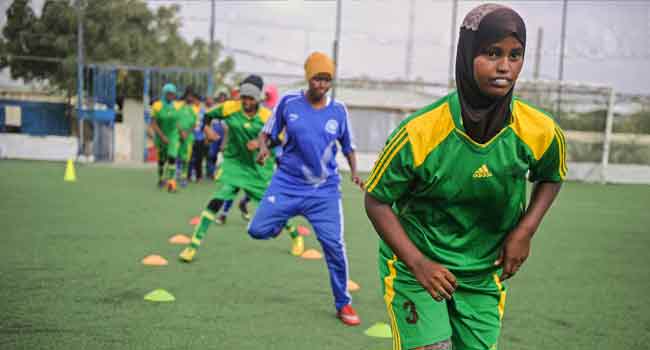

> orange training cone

[
  {"left": 300, "top": 249, "right": 323, "bottom": 260},
  {"left": 168, "top": 234, "right": 191, "bottom": 245},
  {"left": 141, "top": 254, "right": 168, "bottom": 266},
  {"left": 347, "top": 280, "right": 361, "bottom": 292}
]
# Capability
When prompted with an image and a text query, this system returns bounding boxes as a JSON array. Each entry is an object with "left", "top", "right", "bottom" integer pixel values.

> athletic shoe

[
  {"left": 179, "top": 246, "right": 197, "bottom": 262},
  {"left": 157, "top": 179, "right": 166, "bottom": 189},
  {"left": 180, "top": 179, "right": 188, "bottom": 188},
  {"left": 238, "top": 200, "right": 251, "bottom": 221},
  {"left": 167, "top": 179, "right": 177, "bottom": 193},
  {"left": 290, "top": 235, "right": 304, "bottom": 256},
  {"left": 215, "top": 214, "right": 227, "bottom": 225},
  {"left": 337, "top": 304, "right": 361, "bottom": 326}
]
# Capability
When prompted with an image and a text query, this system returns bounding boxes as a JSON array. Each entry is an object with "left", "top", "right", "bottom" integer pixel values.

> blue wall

[{"left": 0, "top": 99, "right": 70, "bottom": 136}]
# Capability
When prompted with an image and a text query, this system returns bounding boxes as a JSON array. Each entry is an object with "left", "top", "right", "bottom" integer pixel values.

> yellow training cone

[
  {"left": 141, "top": 254, "right": 168, "bottom": 266},
  {"left": 347, "top": 280, "right": 361, "bottom": 292},
  {"left": 144, "top": 289, "right": 175, "bottom": 302},
  {"left": 300, "top": 249, "right": 323, "bottom": 260},
  {"left": 364, "top": 322, "right": 392, "bottom": 338},
  {"left": 64, "top": 159, "right": 76, "bottom": 182},
  {"left": 168, "top": 234, "right": 191, "bottom": 245}
]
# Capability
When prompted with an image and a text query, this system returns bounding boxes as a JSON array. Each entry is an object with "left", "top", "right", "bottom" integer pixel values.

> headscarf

[
  {"left": 455, "top": 4, "right": 526, "bottom": 143},
  {"left": 230, "top": 88, "right": 240, "bottom": 100},
  {"left": 304, "top": 52, "right": 335, "bottom": 81},
  {"left": 264, "top": 84, "right": 279, "bottom": 109},
  {"left": 239, "top": 74, "right": 264, "bottom": 101},
  {"left": 242, "top": 74, "right": 264, "bottom": 91},
  {"left": 161, "top": 83, "right": 177, "bottom": 107},
  {"left": 240, "top": 83, "right": 262, "bottom": 102}
]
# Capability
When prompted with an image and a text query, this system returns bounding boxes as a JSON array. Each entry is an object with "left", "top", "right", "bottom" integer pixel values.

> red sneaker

[{"left": 337, "top": 304, "right": 361, "bottom": 326}]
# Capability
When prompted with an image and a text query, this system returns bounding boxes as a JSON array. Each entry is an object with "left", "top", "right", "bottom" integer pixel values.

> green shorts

[
  {"left": 156, "top": 135, "right": 180, "bottom": 160},
  {"left": 178, "top": 135, "right": 194, "bottom": 162},
  {"left": 380, "top": 254, "right": 506, "bottom": 350},
  {"left": 211, "top": 157, "right": 271, "bottom": 202},
  {"left": 212, "top": 183, "right": 266, "bottom": 203}
]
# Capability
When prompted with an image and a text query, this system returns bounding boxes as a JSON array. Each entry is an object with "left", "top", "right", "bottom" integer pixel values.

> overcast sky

[{"left": 2, "top": 0, "right": 649, "bottom": 94}]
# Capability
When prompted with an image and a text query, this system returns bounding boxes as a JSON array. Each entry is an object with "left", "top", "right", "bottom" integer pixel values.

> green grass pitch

[{"left": 1, "top": 160, "right": 649, "bottom": 349}]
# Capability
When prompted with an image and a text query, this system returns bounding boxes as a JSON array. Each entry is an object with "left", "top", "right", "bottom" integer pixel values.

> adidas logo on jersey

[{"left": 473, "top": 164, "right": 493, "bottom": 178}]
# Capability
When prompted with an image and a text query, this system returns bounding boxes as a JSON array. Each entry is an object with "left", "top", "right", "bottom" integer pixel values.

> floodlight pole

[
  {"left": 332, "top": 0, "right": 342, "bottom": 100},
  {"left": 207, "top": 0, "right": 216, "bottom": 97},
  {"left": 556, "top": 0, "right": 568, "bottom": 119},
  {"left": 533, "top": 27, "right": 543, "bottom": 81},
  {"left": 448, "top": 0, "right": 458, "bottom": 90},
  {"left": 405, "top": 0, "right": 415, "bottom": 80}
]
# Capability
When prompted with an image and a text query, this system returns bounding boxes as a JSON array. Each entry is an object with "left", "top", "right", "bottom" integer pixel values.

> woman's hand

[
  {"left": 256, "top": 144, "right": 270, "bottom": 165},
  {"left": 350, "top": 172, "right": 364, "bottom": 190},
  {"left": 409, "top": 255, "right": 457, "bottom": 302},
  {"left": 246, "top": 139, "right": 260, "bottom": 151},
  {"left": 494, "top": 227, "right": 533, "bottom": 281}
]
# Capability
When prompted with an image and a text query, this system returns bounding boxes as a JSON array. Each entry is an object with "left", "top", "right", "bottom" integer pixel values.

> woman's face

[
  {"left": 473, "top": 35, "right": 524, "bottom": 98},
  {"left": 241, "top": 96, "right": 257, "bottom": 113},
  {"left": 307, "top": 73, "right": 332, "bottom": 101}
]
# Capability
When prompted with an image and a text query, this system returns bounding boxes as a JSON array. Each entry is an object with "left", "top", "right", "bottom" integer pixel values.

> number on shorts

[{"left": 403, "top": 300, "right": 419, "bottom": 324}]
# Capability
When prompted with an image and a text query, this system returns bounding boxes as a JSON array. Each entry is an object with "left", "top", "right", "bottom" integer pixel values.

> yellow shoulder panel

[
  {"left": 511, "top": 100, "right": 556, "bottom": 160},
  {"left": 173, "top": 101, "right": 185, "bottom": 110},
  {"left": 151, "top": 101, "right": 163, "bottom": 115},
  {"left": 258, "top": 107, "right": 272, "bottom": 123},
  {"left": 192, "top": 104, "right": 201, "bottom": 115},
  {"left": 205, "top": 105, "right": 218, "bottom": 115},
  {"left": 222, "top": 100, "right": 242, "bottom": 116},
  {"left": 404, "top": 103, "right": 455, "bottom": 167}
]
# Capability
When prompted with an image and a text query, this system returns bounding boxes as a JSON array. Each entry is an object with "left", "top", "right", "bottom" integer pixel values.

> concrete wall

[
  {"left": 0, "top": 133, "right": 77, "bottom": 161},
  {"left": 114, "top": 98, "right": 145, "bottom": 162}
]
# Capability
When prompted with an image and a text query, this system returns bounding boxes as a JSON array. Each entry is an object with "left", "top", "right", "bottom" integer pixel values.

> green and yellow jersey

[
  {"left": 367, "top": 91, "right": 567, "bottom": 276},
  {"left": 176, "top": 103, "right": 198, "bottom": 134},
  {"left": 204, "top": 100, "right": 275, "bottom": 185},
  {"left": 151, "top": 100, "right": 184, "bottom": 143}
]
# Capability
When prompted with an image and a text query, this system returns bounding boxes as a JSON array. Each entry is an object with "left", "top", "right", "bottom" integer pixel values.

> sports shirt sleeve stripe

[
  {"left": 367, "top": 136, "right": 409, "bottom": 192},
  {"left": 366, "top": 128, "right": 407, "bottom": 185},
  {"left": 554, "top": 126, "right": 568, "bottom": 179}
]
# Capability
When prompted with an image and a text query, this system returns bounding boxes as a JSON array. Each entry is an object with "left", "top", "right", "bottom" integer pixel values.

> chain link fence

[{"left": 264, "top": 72, "right": 650, "bottom": 184}]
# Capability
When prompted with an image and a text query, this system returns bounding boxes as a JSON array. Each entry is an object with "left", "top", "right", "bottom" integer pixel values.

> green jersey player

[
  {"left": 365, "top": 4, "right": 566, "bottom": 350},
  {"left": 151, "top": 83, "right": 183, "bottom": 192},
  {"left": 179, "top": 77, "right": 304, "bottom": 262}
]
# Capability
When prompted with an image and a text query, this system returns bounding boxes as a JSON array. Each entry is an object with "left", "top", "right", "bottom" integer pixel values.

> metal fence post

[
  {"left": 600, "top": 87, "right": 616, "bottom": 184},
  {"left": 331, "top": 0, "right": 342, "bottom": 100},
  {"left": 143, "top": 69, "right": 151, "bottom": 162},
  {"left": 76, "top": 0, "right": 84, "bottom": 157}
]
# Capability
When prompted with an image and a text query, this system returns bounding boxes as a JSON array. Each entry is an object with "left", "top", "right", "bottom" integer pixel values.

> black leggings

[
  {"left": 207, "top": 199, "right": 224, "bottom": 213},
  {"left": 191, "top": 141, "right": 208, "bottom": 179}
]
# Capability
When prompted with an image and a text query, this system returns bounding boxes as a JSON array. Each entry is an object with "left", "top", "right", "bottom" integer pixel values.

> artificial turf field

[{"left": 1, "top": 159, "right": 649, "bottom": 350}]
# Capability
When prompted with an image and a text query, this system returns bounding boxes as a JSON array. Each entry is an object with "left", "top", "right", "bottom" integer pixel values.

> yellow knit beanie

[{"left": 304, "top": 52, "right": 335, "bottom": 81}]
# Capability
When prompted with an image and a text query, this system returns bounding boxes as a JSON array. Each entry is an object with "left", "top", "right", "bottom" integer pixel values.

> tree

[{"left": 0, "top": 0, "right": 235, "bottom": 97}]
